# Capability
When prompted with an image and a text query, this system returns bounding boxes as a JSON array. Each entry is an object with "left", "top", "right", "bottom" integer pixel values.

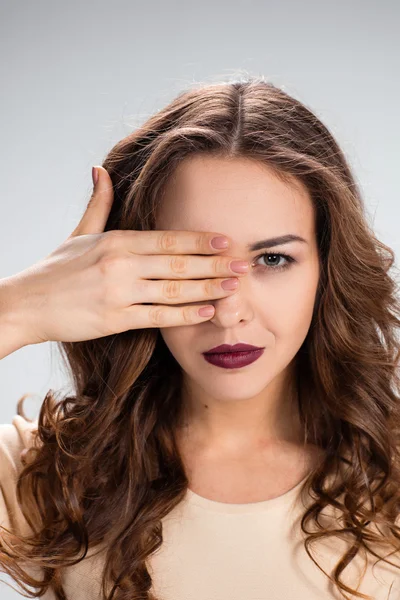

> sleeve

[{"left": 0, "top": 415, "right": 39, "bottom": 537}]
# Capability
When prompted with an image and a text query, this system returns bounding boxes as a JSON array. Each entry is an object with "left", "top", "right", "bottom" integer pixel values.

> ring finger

[{"left": 134, "top": 276, "right": 240, "bottom": 305}]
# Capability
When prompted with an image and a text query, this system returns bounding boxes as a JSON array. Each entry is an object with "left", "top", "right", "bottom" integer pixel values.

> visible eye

[{"left": 252, "top": 252, "right": 295, "bottom": 273}]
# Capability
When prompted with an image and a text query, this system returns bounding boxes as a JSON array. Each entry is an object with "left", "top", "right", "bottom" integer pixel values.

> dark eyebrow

[{"left": 246, "top": 234, "right": 308, "bottom": 252}]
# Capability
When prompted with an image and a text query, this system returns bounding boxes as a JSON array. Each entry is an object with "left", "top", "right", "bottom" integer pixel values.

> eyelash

[{"left": 252, "top": 251, "right": 295, "bottom": 273}]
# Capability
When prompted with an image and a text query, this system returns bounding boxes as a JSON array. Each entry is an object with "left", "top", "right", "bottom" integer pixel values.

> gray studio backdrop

[{"left": 1, "top": 0, "right": 399, "bottom": 597}]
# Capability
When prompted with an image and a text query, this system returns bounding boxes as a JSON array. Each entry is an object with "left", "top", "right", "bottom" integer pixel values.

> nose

[{"left": 208, "top": 275, "right": 254, "bottom": 328}]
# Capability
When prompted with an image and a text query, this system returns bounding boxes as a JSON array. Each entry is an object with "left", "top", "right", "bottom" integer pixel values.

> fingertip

[
  {"left": 210, "top": 236, "right": 230, "bottom": 250},
  {"left": 92, "top": 166, "right": 99, "bottom": 187}
]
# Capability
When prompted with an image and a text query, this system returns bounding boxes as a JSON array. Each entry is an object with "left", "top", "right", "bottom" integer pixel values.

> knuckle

[
  {"left": 97, "top": 254, "right": 113, "bottom": 274},
  {"left": 149, "top": 305, "right": 166, "bottom": 327},
  {"left": 195, "top": 233, "right": 206, "bottom": 253},
  {"left": 97, "top": 233, "right": 121, "bottom": 255},
  {"left": 105, "top": 230, "right": 124, "bottom": 238},
  {"left": 182, "top": 305, "right": 196, "bottom": 325},
  {"left": 163, "top": 279, "right": 182, "bottom": 299},
  {"left": 213, "top": 256, "right": 227, "bottom": 274},
  {"left": 169, "top": 255, "right": 187, "bottom": 274},
  {"left": 204, "top": 278, "right": 217, "bottom": 296},
  {"left": 159, "top": 231, "right": 178, "bottom": 252},
  {"left": 97, "top": 253, "right": 120, "bottom": 274}
]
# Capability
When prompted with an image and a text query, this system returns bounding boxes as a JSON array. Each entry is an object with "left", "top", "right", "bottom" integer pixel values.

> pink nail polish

[{"left": 211, "top": 236, "right": 229, "bottom": 249}]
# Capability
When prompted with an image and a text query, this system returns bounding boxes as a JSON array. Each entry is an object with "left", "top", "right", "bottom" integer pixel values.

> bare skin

[
  {"left": 156, "top": 155, "right": 323, "bottom": 502},
  {"left": 1, "top": 158, "right": 324, "bottom": 501},
  {"left": 177, "top": 433, "right": 324, "bottom": 503},
  {"left": 175, "top": 385, "right": 325, "bottom": 503}
]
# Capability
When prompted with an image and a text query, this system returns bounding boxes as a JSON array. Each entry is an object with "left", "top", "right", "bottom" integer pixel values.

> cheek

[
  {"left": 159, "top": 326, "right": 197, "bottom": 365},
  {"left": 256, "top": 269, "right": 319, "bottom": 337}
]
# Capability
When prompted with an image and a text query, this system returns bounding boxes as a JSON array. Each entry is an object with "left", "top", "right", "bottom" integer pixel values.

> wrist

[{"left": 0, "top": 275, "right": 33, "bottom": 358}]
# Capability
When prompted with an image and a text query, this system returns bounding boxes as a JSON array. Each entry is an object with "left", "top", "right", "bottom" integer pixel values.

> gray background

[{"left": 0, "top": 0, "right": 399, "bottom": 597}]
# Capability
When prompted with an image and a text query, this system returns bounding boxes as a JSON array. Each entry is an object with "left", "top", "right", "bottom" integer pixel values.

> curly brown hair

[{"left": 1, "top": 75, "right": 400, "bottom": 600}]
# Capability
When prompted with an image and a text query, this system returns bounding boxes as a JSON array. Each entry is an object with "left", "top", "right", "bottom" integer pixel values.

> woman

[{"left": 1, "top": 76, "right": 400, "bottom": 600}]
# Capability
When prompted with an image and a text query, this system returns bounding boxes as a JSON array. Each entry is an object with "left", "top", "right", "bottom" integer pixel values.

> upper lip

[{"left": 203, "top": 343, "right": 264, "bottom": 354}]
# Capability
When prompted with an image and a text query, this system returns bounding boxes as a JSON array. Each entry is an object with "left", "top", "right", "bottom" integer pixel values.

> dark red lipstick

[
  {"left": 204, "top": 343, "right": 263, "bottom": 354},
  {"left": 202, "top": 343, "right": 265, "bottom": 369}
]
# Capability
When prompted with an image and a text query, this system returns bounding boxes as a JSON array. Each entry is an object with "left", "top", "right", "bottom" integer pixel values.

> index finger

[{"left": 108, "top": 229, "right": 231, "bottom": 255}]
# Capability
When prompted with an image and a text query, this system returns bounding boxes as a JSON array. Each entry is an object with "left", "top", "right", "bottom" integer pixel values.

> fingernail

[
  {"left": 230, "top": 260, "right": 249, "bottom": 273},
  {"left": 198, "top": 306, "right": 215, "bottom": 317},
  {"left": 221, "top": 278, "right": 239, "bottom": 290},
  {"left": 92, "top": 166, "right": 99, "bottom": 186},
  {"left": 211, "top": 236, "right": 229, "bottom": 249}
]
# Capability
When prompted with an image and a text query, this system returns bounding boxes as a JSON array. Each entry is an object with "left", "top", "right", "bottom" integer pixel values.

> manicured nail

[
  {"left": 211, "top": 236, "right": 229, "bottom": 249},
  {"left": 198, "top": 306, "right": 215, "bottom": 317},
  {"left": 221, "top": 278, "right": 239, "bottom": 290},
  {"left": 230, "top": 260, "right": 249, "bottom": 273}
]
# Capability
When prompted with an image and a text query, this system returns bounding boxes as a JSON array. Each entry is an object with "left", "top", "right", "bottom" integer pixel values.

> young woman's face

[{"left": 155, "top": 155, "right": 320, "bottom": 408}]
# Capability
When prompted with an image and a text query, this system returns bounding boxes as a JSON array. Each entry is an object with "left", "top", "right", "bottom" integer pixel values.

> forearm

[{"left": 0, "top": 276, "right": 31, "bottom": 359}]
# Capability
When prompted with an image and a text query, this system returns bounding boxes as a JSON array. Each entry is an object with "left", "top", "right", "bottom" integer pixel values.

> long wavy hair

[{"left": 1, "top": 76, "right": 400, "bottom": 600}]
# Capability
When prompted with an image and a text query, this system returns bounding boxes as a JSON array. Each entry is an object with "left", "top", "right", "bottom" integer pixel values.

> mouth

[
  {"left": 203, "top": 343, "right": 264, "bottom": 354},
  {"left": 202, "top": 348, "right": 265, "bottom": 369}
]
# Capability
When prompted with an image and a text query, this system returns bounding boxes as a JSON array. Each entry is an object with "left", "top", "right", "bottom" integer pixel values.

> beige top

[{"left": 1, "top": 415, "right": 399, "bottom": 599}]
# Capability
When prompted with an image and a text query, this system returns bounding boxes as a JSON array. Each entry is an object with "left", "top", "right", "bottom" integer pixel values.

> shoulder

[
  {"left": 0, "top": 415, "right": 38, "bottom": 475},
  {"left": 0, "top": 415, "right": 38, "bottom": 535}
]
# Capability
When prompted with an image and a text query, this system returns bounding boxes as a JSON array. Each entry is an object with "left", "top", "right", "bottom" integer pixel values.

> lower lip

[{"left": 202, "top": 349, "right": 264, "bottom": 369}]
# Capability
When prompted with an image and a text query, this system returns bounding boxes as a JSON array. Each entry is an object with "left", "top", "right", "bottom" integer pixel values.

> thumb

[{"left": 69, "top": 165, "right": 115, "bottom": 238}]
